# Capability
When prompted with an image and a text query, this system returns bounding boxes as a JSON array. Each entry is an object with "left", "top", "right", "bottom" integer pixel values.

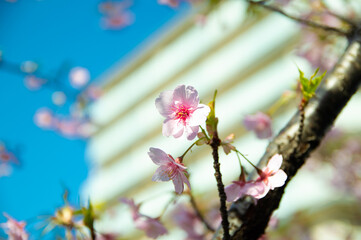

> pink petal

[
  {"left": 162, "top": 118, "right": 183, "bottom": 137},
  {"left": 172, "top": 172, "right": 185, "bottom": 194},
  {"left": 173, "top": 85, "right": 187, "bottom": 102},
  {"left": 155, "top": 90, "right": 174, "bottom": 117},
  {"left": 243, "top": 115, "right": 258, "bottom": 129},
  {"left": 266, "top": 154, "right": 283, "bottom": 173},
  {"left": 135, "top": 217, "right": 168, "bottom": 238},
  {"left": 148, "top": 148, "right": 169, "bottom": 165},
  {"left": 188, "top": 104, "right": 210, "bottom": 126},
  {"left": 268, "top": 170, "right": 287, "bottom": 190},
  {"left": 152, "top": 165, "right": 171, "bottom": 182},
  {"left": 173, "top": 126, "right": 185, "bottom": 138},
  {"left": 225, "top": 183, "right": 242, "bottom": 202},
  {"left": 180, "top": 172, "right": 191, "bottom": 190},
  {"left": 173, "top": 85, "right": 199, "bottom": 108},
  {"left": 186, "top": 125, "right": 199, "bottom": 140},
  {"left": 246, "top": 181, "right": 269, "bottom": 199},
  {"left": 184, "top": 85, "right": 200, "bottom": 107},
  {"left": 255, "top": 125, "right": 272, "bottom": 139}
]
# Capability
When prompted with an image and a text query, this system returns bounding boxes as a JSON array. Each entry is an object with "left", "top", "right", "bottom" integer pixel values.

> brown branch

[
  {"left": 188, "top": 192, "right": 215, "bottom": 232},
  {"left": 248, "top": 1, "right": 349, "bottom": 36},
  {"left": 213, "top": 38, "right": 361, "bottom": 239},
  {"left": 211, "top": 130, "right": 230, "bottom": 240}
]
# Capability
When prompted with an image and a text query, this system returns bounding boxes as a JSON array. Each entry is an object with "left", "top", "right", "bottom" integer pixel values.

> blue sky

[{"left": 0, "top": 0, "right": 187, "bottom": 237}]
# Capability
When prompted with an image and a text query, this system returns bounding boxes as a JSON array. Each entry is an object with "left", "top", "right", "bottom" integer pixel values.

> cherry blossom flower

[
  {"left": 149, "top": 147, "right": 190, "bottom": 194},
  {"left": 225, "top": 180, "right": 261, "bottom": 202},
  {"left": 252, "top": 154, "right": 287, "bottom": 199},
  {"left": 0, "top": 213, "right": 29, "bottom": 240},
  {"left": 156, "top": 85, "right": 210, "bottom": 140},
  {"left": 243, "top": 112, "right": 272, "bottom": 139},
  {"left": 226, "top": 154, "right": 287, "bottom": 201},
  {"left": 69, "top": 67, "right": 90, "bottom": 88},
  {"left": 121, "top": 198, "right": 168, "bottom": 239}
]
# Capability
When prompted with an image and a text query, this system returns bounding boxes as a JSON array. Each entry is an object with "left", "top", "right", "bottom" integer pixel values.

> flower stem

[
  {"left": 210, "top": 131, "right": 230, "bottom": 240},
  {"left": 188, "top": 191, "right": 215, "bottom": 232},
  {"left": 181, "top": 137, "right": 206, "bottom": 159}
]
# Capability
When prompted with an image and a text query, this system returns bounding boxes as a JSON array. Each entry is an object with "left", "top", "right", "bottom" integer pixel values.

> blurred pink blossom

[
  {"left": 85, "top": 85, "right": 103, "bottom": 101},
  {"left": 243, "top": 112, "right": 272, "bottom": 139},
  {"left": 69, "top": 67, "right": 90, "bottom": 88},
  {"left": 121, "top": 198, "right": 168, "bottom": 239},
  {"left": 55, "top": 119, "right": 79, "bottom": 138},
  {"left": 172, "top": 204, "right": 205, "bottom": 240},
  {"left": 0, "top": 213, "right": 28, "bottom": 240},
  {"left": 96, "top": 233, "right": 119, "bottom": 240},
  {"left": 149, "top": 147, "right": 190, "bottom": 194},
  {"left": 101, "top": 13, "right": 134, "bottom": 30},
  {"left": 158, "top": 0, "right": 179, "bottom": 8},
  {"left": 134, "top": 217, "right": 168, "bottom": 239},
  {"left": 24, "top": 75, "right": 45, "bottom": 91},
  {"left": 156, "top": 85, "right": 210, "bottom": 140},
  {"left": 34, "top": 108, "right": 53, "bottom": 129},
  {"left": 99, "top": 0, "right": 134, "bottom": 30}
]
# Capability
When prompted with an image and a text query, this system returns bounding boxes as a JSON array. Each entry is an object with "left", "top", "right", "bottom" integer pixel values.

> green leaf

[
  {"left": 298, "top": 68, "right": 326, "bottom": 102},
  {"left": 82, "top": 199, "right": 95, "bottom": 234}
]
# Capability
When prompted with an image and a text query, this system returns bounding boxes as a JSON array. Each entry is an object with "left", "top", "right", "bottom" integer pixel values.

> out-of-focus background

[{"left": 1, "top": 0, "right": 361, "bottom": 239}]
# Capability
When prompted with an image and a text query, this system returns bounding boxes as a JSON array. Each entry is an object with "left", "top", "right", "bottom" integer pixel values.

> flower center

[{"left": 175, "top": 105, "right": 191, "bottom": 122}]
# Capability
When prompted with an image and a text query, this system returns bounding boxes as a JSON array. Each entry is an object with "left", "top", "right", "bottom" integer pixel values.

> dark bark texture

[{"left": 213, "top": 38, "right": 361, "bottom": 240}]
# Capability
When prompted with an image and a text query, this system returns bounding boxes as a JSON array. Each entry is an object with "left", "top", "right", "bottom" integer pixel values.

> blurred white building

[{"left": 82, "top": 1, "right": 361, "bottom": 239}]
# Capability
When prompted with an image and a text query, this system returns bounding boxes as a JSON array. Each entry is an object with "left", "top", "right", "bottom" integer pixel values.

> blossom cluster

[
  {"left": 225, "top": 154, "right": 287, "bottom": 202},
  {"left": 151, "top": 85, "right": 210, "bottom": 193},
  {"left": 34, "top": 107, "right": 96, "bottom": 139}
]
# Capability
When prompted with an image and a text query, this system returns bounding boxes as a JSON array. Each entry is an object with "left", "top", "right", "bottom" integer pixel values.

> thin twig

[
  {"left": 248, "top": 1, "right": 349, "bottom": 36},
  {"left": 188, "top": 192, "right": 215, "bottom": 232},
  {"left": 210, "top": 131, "right": 230, "bottom": 240}
]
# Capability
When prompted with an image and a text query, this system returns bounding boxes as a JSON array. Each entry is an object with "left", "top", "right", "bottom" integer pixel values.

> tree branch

[
  {"left": 248, "top": 1, "right": 349, "bottom": 36},
  {"left": 211, "top": 130, "right": 230, "bottom": 240},
  {"left": 213, "top": 38, "right": 361, "bottom": 240}
]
